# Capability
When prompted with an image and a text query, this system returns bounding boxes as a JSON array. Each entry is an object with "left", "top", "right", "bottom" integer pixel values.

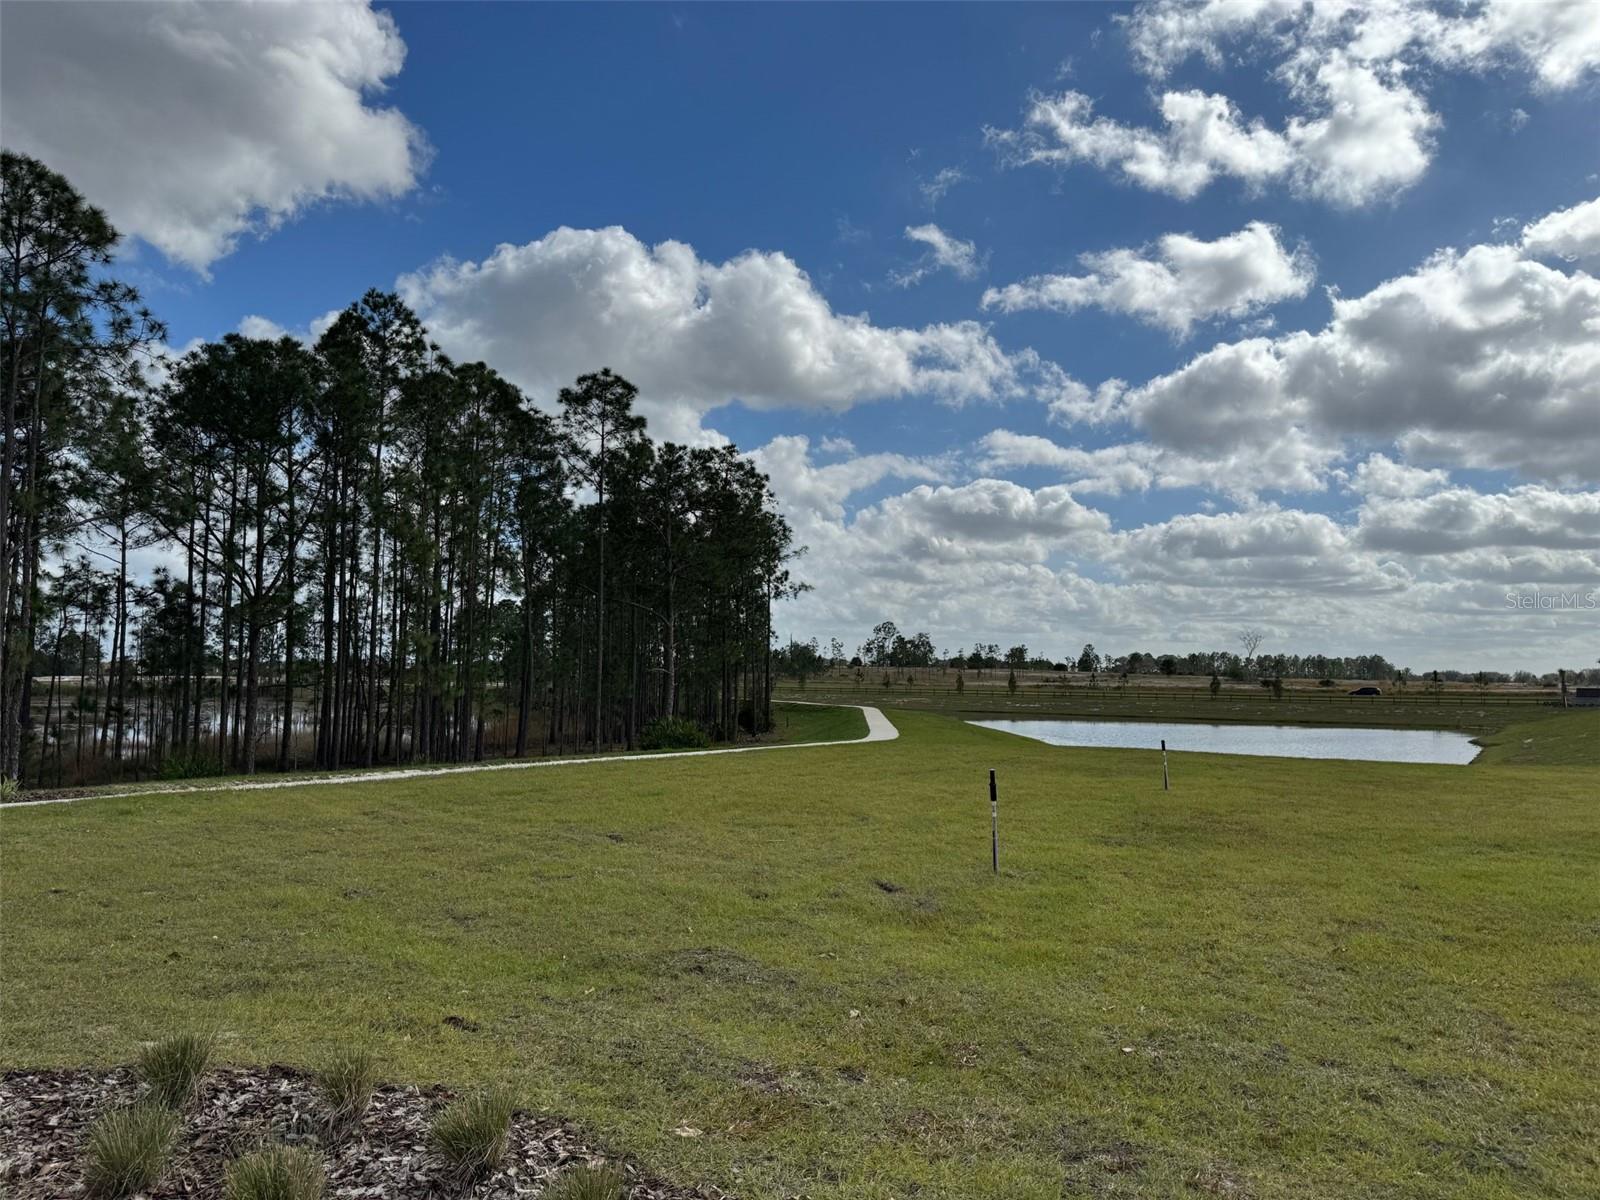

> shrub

[
  {"left": 83, "top": 1103, "right": 179, "bottom": 1198},
  {"left": 0, "top": 774, "right": 18, "bottom": 802},
  {"left": 736, "top": 698, "right": 772, "bottom": 735},
  {"left": 638, "top": 716, "right": 709, "bottom": 751},
  {"left": 314, "top": 1047, "right": 380, "bottom": 1138},
  {"left": 137, "top": 1031, "right": 214, "bottom": 1109},
  {"left": 157, "top": 749, "right": 226, "bottom": 780},
  {"left": 225, "top": 1144, "right": 326, "bottom": 1200},
  {"left": 429, "top": 1088, "right": 516, "bottom": 1187},
  {"left": 542, "top": 1163, "right": 628, "bottom": 1200}
]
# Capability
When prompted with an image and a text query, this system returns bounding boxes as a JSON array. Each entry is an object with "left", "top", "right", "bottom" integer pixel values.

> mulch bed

[{"left": 0, "top": 1066, "right": 733, "bottom": 1198}]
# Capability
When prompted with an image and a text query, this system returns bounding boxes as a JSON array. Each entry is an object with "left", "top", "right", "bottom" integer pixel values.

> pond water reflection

[{"left": 967, "top": 718, "right": 1480, "bottom": 765}]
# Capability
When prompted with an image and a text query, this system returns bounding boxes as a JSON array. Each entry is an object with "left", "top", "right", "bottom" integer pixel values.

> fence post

[{"left": 1161, "top": 739, "right": 1170, "bottom": 791}]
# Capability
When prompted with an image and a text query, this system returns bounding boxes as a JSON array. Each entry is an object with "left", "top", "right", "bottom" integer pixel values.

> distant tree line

[
  {"left": 2, "top": 152, "right": 798, "bottom": 787},
  {"left": 774, "top": 620, "right": 1595, "bottom": 687}
]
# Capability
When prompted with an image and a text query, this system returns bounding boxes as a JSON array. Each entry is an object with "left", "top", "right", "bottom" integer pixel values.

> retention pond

[{"left": 967, "top": 718, "right": 1481, "bottom": 765}]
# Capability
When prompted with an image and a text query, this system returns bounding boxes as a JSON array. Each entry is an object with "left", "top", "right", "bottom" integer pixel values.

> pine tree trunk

[
  {"left": 279, "top": 485, "right": 298, "bottom": 771},
  {"left": 242, "top": 485, "right": 267, "bottom": 775}
]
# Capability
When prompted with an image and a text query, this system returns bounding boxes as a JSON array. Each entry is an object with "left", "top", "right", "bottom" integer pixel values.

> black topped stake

[{"left": 989, "top": 768, "right": 999, "bottom": 873}]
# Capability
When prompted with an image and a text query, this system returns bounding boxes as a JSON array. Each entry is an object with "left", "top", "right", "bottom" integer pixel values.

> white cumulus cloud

[
  {"left": 1124, "top": 0, "right": 1600, "bottom": 91},
  {"left": 1521, "top": 195, "right": 1600, "bottom": 268},
  {"left": 1346, "top": 454, "right": 1450, "bottom": 499},
  {"left": 991, "top": 66, "right": 1436, "bottom": 208},
  {"left": 399, "top": 226, "right": 1060, "bottom": 441},
  {"left": 850, "top": 478, "right": 1110, "bottom": 565},
  {"left": 991, "top": 89, "right": 1293, "bottom": 200},
  {"left": 983, "top": 221, "right": 1314, "bottom": 337},
  {"left": 1110, "top": 507, "right": 1408, "bottom": 592},
  {"left": 770, "top": 437, "right": 1598, "bottom": 670},
  {"left": 978, "top": 426, "right": 1336, "bottom": 500},
  {"left": 751, "top": 435, "right": 941, "bottom": 525},
  {"left": 1109, "top": 236, "right": 1600, "bottom": 484},
  {"left": 1354, "top": 486, "right": 1600, "bottom": 555},
  {"left": 0, "top": 0, "right": 429, "bottom": 272},
  {"left": 996, "top": 0, "right": 1599, "bottom": 208}
]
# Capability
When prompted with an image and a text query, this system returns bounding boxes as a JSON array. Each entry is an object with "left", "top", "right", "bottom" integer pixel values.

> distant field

[
  {"left": 778, "top": 676, "right": 1561, "bottom": 735},
  {"left": 793, "top": 666, "right": 1560, "bottom": 696},
  {"left": 3, "top": 707, "right": 1596, "bottom": 1199}
]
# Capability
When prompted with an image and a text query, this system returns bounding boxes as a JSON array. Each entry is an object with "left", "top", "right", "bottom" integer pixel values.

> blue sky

[{"left": 4, "top": 1, "right": 1598, "bottom": 669}]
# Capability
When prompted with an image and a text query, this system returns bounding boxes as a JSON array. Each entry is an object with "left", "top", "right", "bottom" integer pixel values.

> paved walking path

[{"left": 3, "top": 702, "right": 898, "bottom": 810}]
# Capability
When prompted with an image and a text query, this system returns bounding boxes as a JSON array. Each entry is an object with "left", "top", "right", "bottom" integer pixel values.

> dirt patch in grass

[
  {"left": 0, "top": 1066, "right": 727, "bottom": 1199},
  {"left": 735, "top": 1060, "right": 802, "bottom": 1095},
  {"left": 1058, "top": 1121, "right": 1146, "bottom": 1182},
  {"left": 887, "top": 1104, "right": 1020, "bottom": 1160},
  {"left": 656, "top": 946, "right": 795, "bottom": 990},
  {"left": 1186, "top": 1159, "right": 1254, "bottom": 1196}
]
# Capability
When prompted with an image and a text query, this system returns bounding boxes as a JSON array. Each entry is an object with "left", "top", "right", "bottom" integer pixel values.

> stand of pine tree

[{"left": 2, "top": 152, "right": 797, "bottom": 789}]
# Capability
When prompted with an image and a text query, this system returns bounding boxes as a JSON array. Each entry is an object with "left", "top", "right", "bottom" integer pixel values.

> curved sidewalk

[{"left": 3, "top": 702, "right": 898, "bottom": 810}]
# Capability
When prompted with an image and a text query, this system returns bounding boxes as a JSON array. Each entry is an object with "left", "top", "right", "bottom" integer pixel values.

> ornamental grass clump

[
  {"left": 429, "top": 1087, "right": 516, "bottom": 1189},
  {"left": 224, "top": 1144, "right": 327, "bottom": 1200},
  {"left": 542, "top": 1163, "right": 628, "bottom": 1200},
  {"left": 313, "top": 1047, "right": 380, "bottom": 1139},
  {"left": 137, "top": 1031, "right": 215, "bottom": 1109},
  {"left": 83, "top": 1103, "right": 179, "bottom": 1198}
]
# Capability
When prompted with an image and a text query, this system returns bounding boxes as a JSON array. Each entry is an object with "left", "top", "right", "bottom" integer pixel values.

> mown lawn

[
  {"left": 1471, "top": 709, "right": 1600, "bottom": 766},
  {"left": 768, "top": 700, "right": 868, "bottom": 745},
  {"left": 2, "top": 707, "right": 1597, "bottom": 1198}
]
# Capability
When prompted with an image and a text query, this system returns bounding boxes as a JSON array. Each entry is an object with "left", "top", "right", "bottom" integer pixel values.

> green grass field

[{"left": 3, "top": 705, "right": 1597, "bottom": 1198}]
